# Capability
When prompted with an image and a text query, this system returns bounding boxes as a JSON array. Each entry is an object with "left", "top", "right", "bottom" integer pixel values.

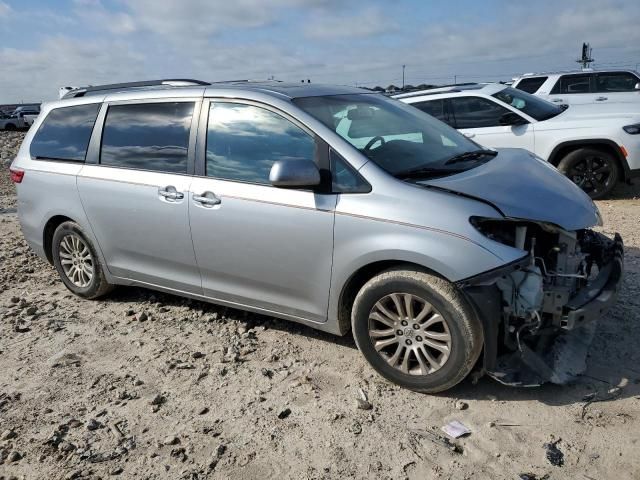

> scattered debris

[
  {"left": 519, "top": 474, "right": 550, "bottom": 480},
  {"left": 410, "top": 428, "right": 463, "bottom": 454},
  {"left": 277, "top": 407, "right": 292, "bottom": 419},
  {"left": 355, "top": 388, "right": 372, "bottom": 410},
  {"left": 543, "top": 439, "right": 564, "bottom": 467},
  {"left": 455, "top": 400, "right": 469, "bottom": 410},
  {"left": 441, "top": 420, "right": 471, "bottom": 439}
]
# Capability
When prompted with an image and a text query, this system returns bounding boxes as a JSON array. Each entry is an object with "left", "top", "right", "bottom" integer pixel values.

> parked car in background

[
  {"left": 0, "top": 112, "right": 27, "bottom": 130},
  {"left": 10, "top": 79, "right": 623, "bottom": 393},
  {"left": 395, "top": 83, "right": 640, "bottom": 198},
  {"left": 512, "top": 69, "right": 640, "bottom": 106},
  {"left": 22, "top": 111, "right": 40, "bottom": 127}
]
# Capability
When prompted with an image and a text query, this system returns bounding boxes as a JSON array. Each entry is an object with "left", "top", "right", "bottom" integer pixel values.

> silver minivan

[{"left": 10, "top": 80, "right": 624, "bottom": 392}]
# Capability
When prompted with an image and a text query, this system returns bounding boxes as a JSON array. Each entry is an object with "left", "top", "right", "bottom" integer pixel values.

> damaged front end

[{"left": 460, "top": 218, "right": 624, "bottom": 387}]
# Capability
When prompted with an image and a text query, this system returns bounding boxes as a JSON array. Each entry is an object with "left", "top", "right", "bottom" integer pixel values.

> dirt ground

[{"left": 1, "top": 130, "right": 639, "bottom": 480}]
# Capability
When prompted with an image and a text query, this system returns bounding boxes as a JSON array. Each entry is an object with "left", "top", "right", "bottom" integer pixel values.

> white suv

[
  {"left": 512, "top": 69, "right": 640, "bottom": 106},
  {"left": 395, "top": 83, "right": 640, "bottom": 198}
]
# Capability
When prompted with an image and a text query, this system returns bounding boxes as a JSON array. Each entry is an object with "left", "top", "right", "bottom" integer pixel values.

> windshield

[
  {"left": 293, "top": 93, "right": 487, "bottom": 177},
  {"left": 492, "top": 87, "right": 563, "bottom": 121}
]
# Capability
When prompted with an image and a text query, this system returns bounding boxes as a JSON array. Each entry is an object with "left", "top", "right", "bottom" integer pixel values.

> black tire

[
  {"left": 51, "top": 221, "right": 113, "bottom": 299},
  {"left": 351, "top": 268, "right": 483, "bottom": 393},
  {"left": 557, "top": 147, "right": 620, "bottom": 200},
  {"left": 4, "top": 123, "right": 16, "bottom": 131}
]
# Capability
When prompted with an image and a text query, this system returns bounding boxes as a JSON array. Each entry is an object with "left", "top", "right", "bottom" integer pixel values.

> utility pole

[
  {"left": 576, "top": 42, "right": 594, "bottom": 69},
  {"left": 402, "top": 65, "right": 406, "bottom": 89}
]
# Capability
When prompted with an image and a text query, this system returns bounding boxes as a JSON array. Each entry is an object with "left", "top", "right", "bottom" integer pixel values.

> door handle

[
  {"left": 551, "top": 98, "right": 564, "bottom": 103},
  {"left": 463, "top": 132, "right": 475, "bottom": 138},
  {"left": 158, "top": 186, "right": 184, "bottom": 200},
  {"left": 193, "top": 191, "right": 222, "bottom": 207},
  {"left": 595, "top": 96, "right": 608, "bottom": 101}
]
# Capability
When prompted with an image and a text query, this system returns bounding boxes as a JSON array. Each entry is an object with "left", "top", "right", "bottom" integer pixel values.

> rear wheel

[
  {"left": 557, "top": 147, "right": 619, "bottom": 199},
  {"left": 351, "top": 268, "right": 483, "bottom": 393},
  {"left": 52, "top": 221, "right": 113, "bottom": 299}
]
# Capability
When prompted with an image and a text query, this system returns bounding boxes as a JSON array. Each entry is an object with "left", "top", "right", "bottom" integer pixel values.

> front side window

[
  {"left": 450, "top": 96, "right": 511, "bottom": 129},
  {"left": 30, "top": 103, "right": 100, "bottom": 162},
  {"left": 514, "top": 76, "right": 548, "bottom": 94},
  {"left": 206, "top": 103, "right": 315, "bottom": 184},
  {"left": 100, "top": 102, "right": 194, "bottom": 173},
  {"left": 294, "top": 94, "right": 485, "bottom": 178},
  {"left": 595, "top": 72, "right": 639, "bottom": 92},
  {"left": 412, "top": 99, "right": 449, "bottom": 124},
  {"left": 330, "top": 150, "right": 370, "bottom": 193},
  {"left": 492, "top": 87, "right": 563, "bottom": 121}
]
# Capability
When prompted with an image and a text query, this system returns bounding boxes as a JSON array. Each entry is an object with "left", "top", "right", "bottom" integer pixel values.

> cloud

[
  {"left": 305, "top": 8, "right": 396, "bottom": 39},
  {"left": 0, "top": 1, "right": 11, "bottom": 17},
  {"left": 73, "top": 0, "right": 136, "bottom": 35},
  {"left": 1, "top": 0, "right": 639, "bottom": 102}
]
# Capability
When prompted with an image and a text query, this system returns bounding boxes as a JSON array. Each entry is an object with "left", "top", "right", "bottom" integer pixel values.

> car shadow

[
  {"left": 607, "top": 178, "right": 640, "bottom": 200},
  {"left": 102, "top": 243, "right": 639, "bottom": 409}
]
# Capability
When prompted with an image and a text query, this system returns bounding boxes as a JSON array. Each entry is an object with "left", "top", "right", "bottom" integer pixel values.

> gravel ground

[{"left": 1, "top": 130, "right": 639, "bottom": 479}]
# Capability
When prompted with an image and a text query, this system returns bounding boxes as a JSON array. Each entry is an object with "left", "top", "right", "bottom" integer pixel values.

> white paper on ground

[{"left": 441, "top": 420, "right": 471, "bottom": 438}]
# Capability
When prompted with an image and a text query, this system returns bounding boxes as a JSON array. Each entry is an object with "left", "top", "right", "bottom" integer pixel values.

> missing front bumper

[{"left": 464, "top": 232, "right": 624, "bottom": 387}]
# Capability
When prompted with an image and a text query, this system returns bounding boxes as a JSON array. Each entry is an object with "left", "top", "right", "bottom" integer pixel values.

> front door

[
  {"left": 78, "top": 100, "right": 202, "bottom": 294},
  {"left": 450, "top": 96, "right": 535, "bottom": 153},
  {"left": 189, "top": 100, "right": 336, "bottom": 323}
]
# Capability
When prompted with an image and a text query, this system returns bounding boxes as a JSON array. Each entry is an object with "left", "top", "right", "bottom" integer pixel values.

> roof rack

[{"left": 61, "top": 79, "right": 211, "bottom": 99}]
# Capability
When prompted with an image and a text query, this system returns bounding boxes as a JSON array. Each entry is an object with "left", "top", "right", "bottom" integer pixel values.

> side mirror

[
  {"left": 499, "top": 112, "right": 527, "bottom": 126},
  {"left": 269, "top": 159, "right": 321, "bottom": 188}
]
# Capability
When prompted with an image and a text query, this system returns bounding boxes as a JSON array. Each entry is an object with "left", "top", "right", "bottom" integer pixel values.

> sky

[{"left": 1, "top": 0, "right": 639, "bottom": 103}]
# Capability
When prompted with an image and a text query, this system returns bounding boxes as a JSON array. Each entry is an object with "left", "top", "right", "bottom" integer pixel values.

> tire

[
  {"left": 51, "top": 221, "right": 113, "bottom": 299},
  {"left": 4, "top": 123, "right": 16, "bottom": 131},
  {"left": 351, "top": 268, "right": 483, "bottom": 393},
  {"left": 557, "top": 147, "right": 620, "bottom": 200}
]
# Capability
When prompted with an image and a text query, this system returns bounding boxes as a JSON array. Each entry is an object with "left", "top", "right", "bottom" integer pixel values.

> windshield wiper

[
  {"left": 393, "top": 166, "right": 466, "bottom": 180},
  {"left": 443, "top": 149, "right": 497, "bottom": 165}
]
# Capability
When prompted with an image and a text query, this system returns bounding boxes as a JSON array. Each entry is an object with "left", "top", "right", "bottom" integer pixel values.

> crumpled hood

[{"left": 420, "top": 148, "right": 600, "bottom": 231}]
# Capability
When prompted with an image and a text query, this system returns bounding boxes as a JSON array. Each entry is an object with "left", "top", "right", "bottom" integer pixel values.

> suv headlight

[{"left": 623, "top": 123, "right": 640, "bottom": 135}]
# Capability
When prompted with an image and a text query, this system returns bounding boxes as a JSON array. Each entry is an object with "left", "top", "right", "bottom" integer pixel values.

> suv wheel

[
  {"left": 351, "top": 268, "right": 483, "bottom": 393},
  {"left": 52, "top": 221, "right": 113, "bottom": 299},
  {"left": 4, "top": 123, "right": 16, "bottom": 131},
  {"left": 557, "top": 147, "right": 619, "bottom": 199}
]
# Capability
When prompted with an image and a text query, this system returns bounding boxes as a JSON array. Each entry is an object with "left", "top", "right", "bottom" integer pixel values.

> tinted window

[
  {"left": 492, "top": 87, "right": 563, "bottom": 121},
  {"left": 100, "top": 102, "right": 194, "bottom": 173},
  {"left": 514, "top": 76, "right": 547, "bottom": 94},
  {"left": 330, "top": 150, "right": 370, "bottom": 193},
  {"left": 412, "top": 99, "right": 449, "bottom": 123},
  {"left": 552, "top": 74, "right": 592, "bottom": 94},
  {"left": 206, "top": 103, "right": 315, "bottom": 184},
  {"left": 450, "top": 97, "right": 511, "bottom": 129},
  {"left": 30, "top": 103, "right": 99, "bottom": 161},
  {"left": 595, "top": 72, "right": 639, "bottom": 92}
]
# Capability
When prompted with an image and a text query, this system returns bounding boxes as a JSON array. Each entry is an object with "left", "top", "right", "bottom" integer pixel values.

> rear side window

[
  {"left": 412, "top": 99, "right": 449, "bottom": 124},
  {"left": 206, "top": 102, "right": 315, "bottom": 184},
  {"left": 100, "top": 102, "right": 194, "bottom": 173},
  {"left": 450, "top": 96, "right": 510, "bottom": 129},
  {"left": 30, "top": 103, "right": 100, "bottom": 162},
  {"left": 595, "top": 72, "right": 639, "bottom": 92},
  {"left": 550, "top": 74, "right": 592, "bottom": 94},
  {"left": 514, "top": 76, "right": 547, "bottom": 94}
]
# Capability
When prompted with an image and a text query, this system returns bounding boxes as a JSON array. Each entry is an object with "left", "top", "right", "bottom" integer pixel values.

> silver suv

[{"left": 10, "top": 79, "right": 624, "bottom": 392}]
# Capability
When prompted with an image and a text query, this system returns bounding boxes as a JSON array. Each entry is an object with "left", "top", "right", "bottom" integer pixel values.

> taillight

[{"left": 9, "top": 167, "right": 24, "bottom": 183}]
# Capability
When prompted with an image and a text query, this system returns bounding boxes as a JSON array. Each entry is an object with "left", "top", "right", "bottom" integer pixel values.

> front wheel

[
  {"left": 52, "top": 221, "right": 113, "bottom": 299},
  {"left": 351, "top": 268, "right": 483, "bottom": 393},
  {"left": 557, "top": 147, "right": 619, "bottom": 199}
]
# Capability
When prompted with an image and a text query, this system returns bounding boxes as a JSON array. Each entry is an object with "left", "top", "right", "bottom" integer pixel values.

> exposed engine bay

[{"left": 463, "top": 218, "right": 624, "bottom": 386}]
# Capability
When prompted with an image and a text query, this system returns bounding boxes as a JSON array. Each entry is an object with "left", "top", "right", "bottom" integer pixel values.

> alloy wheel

[
  {"left": 568, "top": 154, "right": 614, "bottom": 196},
  {"left": 59, "top": 233, "right": 94, "bottom": 288},
  {"left": 368, "top": 293, "right": 452, "bottom": 375}
]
